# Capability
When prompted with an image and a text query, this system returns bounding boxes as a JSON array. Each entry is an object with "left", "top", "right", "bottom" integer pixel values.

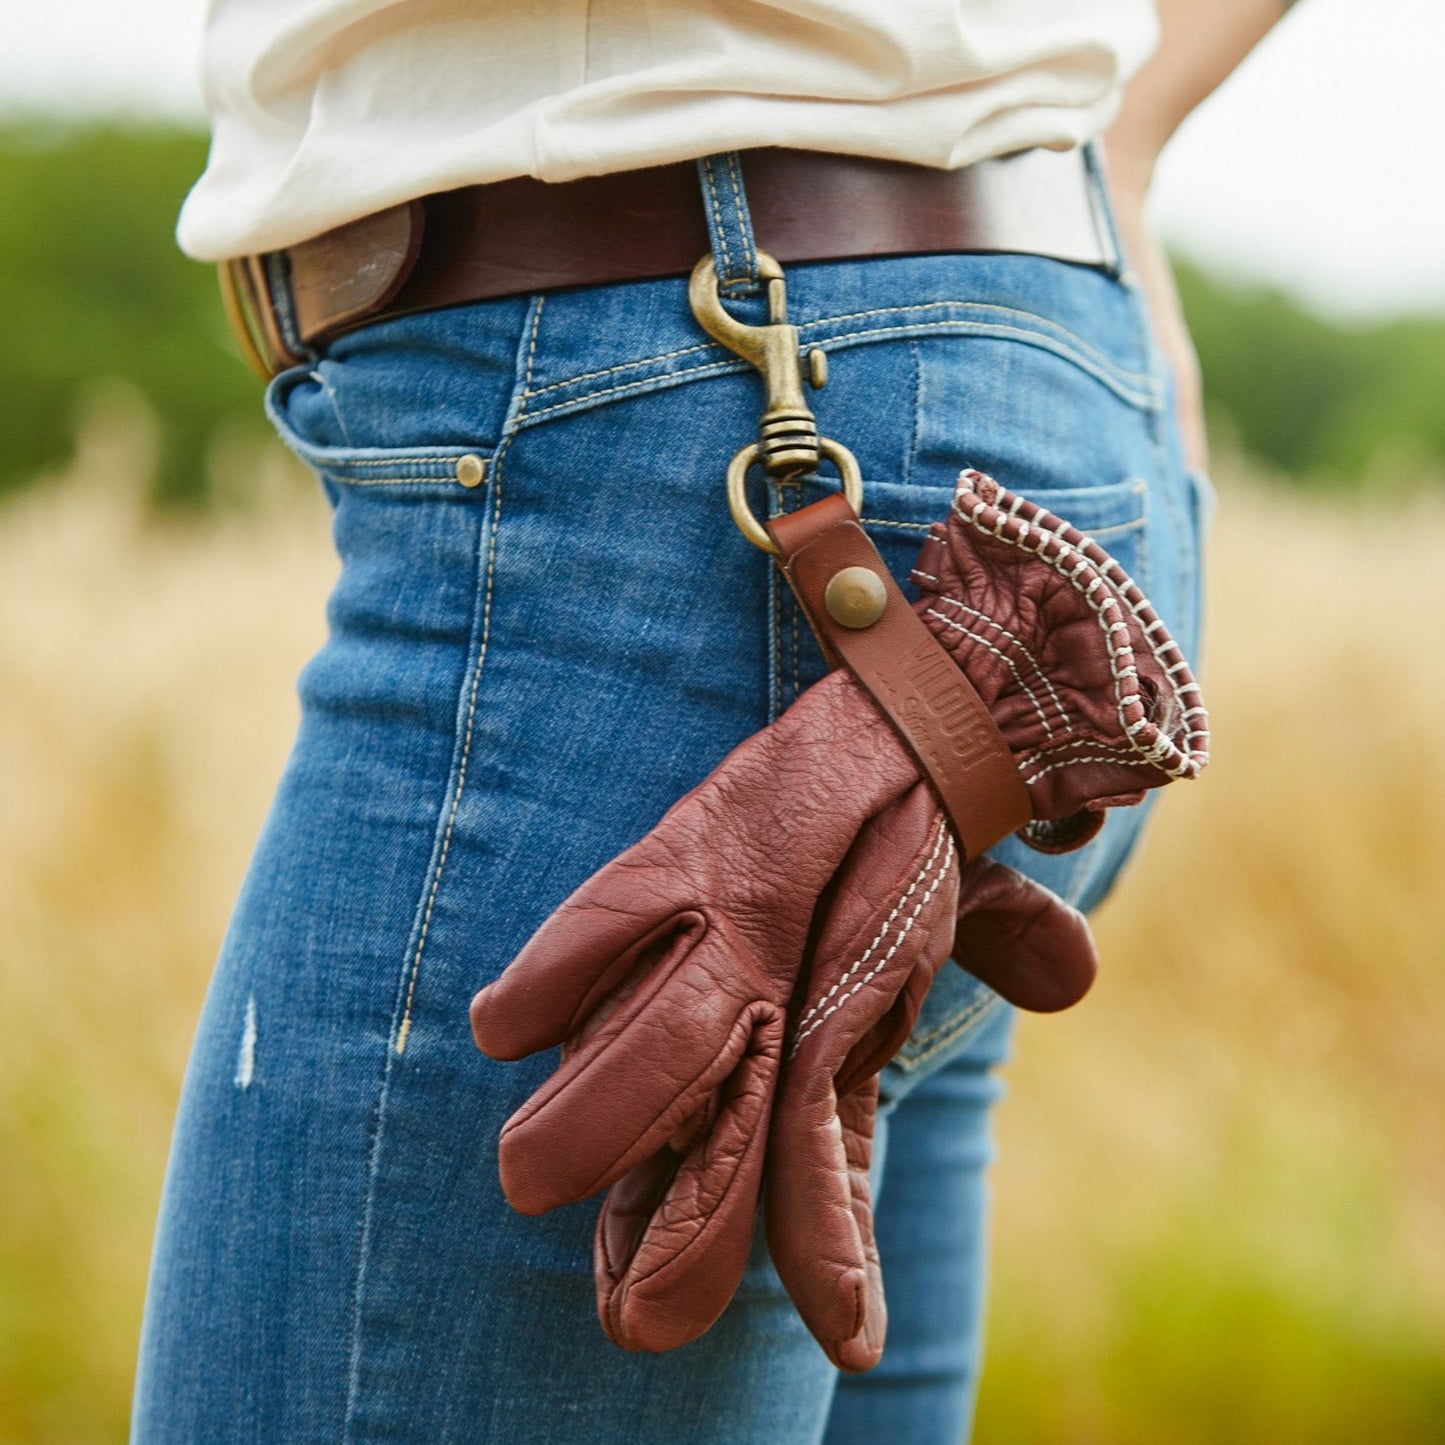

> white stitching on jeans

[
  {"left": 341, "top": 300, "right": 542, "bottom": 1445},
  {"left": 700, "top": 157, "right": 732, "bottom": 282},
  {"left": 518, "top": 316, "right": 1157, "bottom": 423},
  {"left": 899, "top": 993, "right": 996, "bottom": 1067},
  {"left": 723, "top": 152, "right": 756, "bottom": 283},
  {"left": 324, "top": 476, "right": 466, "bottom": 488},
  {"left": 800, "top": 300, "right": 1156, "bottom": 386},
  {"left": 523, "top": 341, "right": 715, "bottom": 399},
  {"left": 393, "top": 295, "right": 544, "bottom": 1055},
  {"left": 525, "top": 299, "right": 1151, "bottom": 407},
  {"left": 519, "top": 360, "right": 740, "bottom": 421},
  {"left": 324, "top": 455, "right": 484, "bottom": 468}
]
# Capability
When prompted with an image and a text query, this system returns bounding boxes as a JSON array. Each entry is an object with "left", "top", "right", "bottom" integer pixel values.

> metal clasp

[{"left": 689, "top": 251, "right": 862, "bottom": 553}]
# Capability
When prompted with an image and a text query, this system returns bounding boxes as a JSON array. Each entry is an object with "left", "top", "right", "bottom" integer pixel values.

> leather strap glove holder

[{"left": 469, "top": 467, "right": 1207, "bottom": 1367}]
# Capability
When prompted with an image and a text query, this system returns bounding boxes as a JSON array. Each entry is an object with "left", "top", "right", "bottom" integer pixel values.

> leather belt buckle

[
  {"left": 219, "top": 255, "right": 302, "bottom": 380},
  {"left": 219, "top": 201, "right": 425, "bottom": 380}
]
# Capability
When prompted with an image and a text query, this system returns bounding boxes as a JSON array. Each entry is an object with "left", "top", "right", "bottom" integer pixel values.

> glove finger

[
  {"left": 594, "top": 1013, "right": 782, "bottom": 1352},
  {"left": 766, "top": 1075, "right": 886, "bottom": 1373},
  {"left": 831, "top": 1085, "right": 887, "bottom": 1373},
  {"left": 470, "top": 854, "right": 699, "bottom": 1060},
  {"left": 498, "top": 965, "right": 780, "bottom": 1215},
  {"left": 952, "top": 856, "right": 1099, "bottom": 1012},
  {"left": 794, "top": 788, "right": 959, "bottom": 1093},
  {"left": 772, "top": 789, "right": 935, "bottom": 1368}
]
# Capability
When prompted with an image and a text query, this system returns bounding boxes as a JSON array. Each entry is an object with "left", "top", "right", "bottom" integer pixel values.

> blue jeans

[{"left": 132, "top": 157, "right": 1204, "bottom": 1444}]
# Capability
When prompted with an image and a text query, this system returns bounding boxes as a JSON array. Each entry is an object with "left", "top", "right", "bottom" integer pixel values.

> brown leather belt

[{"left": 222, "top": 146, "right": 1115, "bottom": 379}]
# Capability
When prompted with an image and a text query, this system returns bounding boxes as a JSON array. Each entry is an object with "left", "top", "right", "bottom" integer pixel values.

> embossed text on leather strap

[{"left": 767, "top": 494, "right": 1032, "bottom": 860}]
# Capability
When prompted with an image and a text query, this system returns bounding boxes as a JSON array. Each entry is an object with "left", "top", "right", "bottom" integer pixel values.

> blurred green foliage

[
  {"left": 1, "top": 121, "right": 1443, "bottom": 508},
  {"left": 980, "top": 1172, "right": 1445, "bottom": 1445},
  {"left": 1174, "top": 261, "right": 1445, "bottom": 487},
  {"left": 0, "top": 122, "right": 262, "bottom": 508}
]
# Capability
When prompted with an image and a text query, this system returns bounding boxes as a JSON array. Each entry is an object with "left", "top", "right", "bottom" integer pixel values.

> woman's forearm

[
  {"left": 1105, "top": 0, "right": 1298, "bottom": 468},
  {"left": 1107, "top": 0, "right": 1295, "bottom": 197}
]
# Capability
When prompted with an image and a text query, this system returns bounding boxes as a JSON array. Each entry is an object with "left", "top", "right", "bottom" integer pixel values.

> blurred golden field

[{"left": 2, "top": 396, "right": 1443, "bottom": 1443}]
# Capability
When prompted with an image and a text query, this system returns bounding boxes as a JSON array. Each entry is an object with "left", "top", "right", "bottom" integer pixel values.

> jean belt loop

[
  {"left": 262, "top": 251, "right": 312, "bottom": 362},
  {"left": 696, "top": 152, "right": 763, "bottom": 299},
  {"left": 1080, "top": 140, "right": 1126, "bottom": 281}
]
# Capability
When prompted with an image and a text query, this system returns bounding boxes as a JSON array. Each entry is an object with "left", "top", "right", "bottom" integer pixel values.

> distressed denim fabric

[{"left": 132, "top": 179, "right": 1205, "bottom": 1444}]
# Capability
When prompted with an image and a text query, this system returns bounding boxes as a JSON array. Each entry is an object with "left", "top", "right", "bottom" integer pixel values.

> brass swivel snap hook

[{"left": 689, "top": 251, "right": 862, "bottom": 553}]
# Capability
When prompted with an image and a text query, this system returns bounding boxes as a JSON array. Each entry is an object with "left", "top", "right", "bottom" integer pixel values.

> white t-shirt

[{"left": 177, "top": 0, "right": 1158, "bottom": 261}]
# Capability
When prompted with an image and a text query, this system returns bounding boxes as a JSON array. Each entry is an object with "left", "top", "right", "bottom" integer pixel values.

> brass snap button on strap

[{"left": 823, "top": 566, "right": 887, "bottom": 629}]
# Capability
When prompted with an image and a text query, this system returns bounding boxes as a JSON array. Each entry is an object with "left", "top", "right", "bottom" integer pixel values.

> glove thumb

[{"left": 952, "top": 858, "right": 1098, "bottom": 1012}]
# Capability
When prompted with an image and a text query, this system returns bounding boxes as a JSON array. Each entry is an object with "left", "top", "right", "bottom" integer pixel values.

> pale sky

[
  {"left": 7, "top": 0, "right": 1444, "bottom": 318},
  {"left": 1147, "top": 0, "right": 1445, "bottom": 318}
]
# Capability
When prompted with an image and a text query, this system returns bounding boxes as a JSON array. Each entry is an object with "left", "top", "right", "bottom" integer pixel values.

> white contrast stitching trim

[
  {"left": 325, "top": 476, "right": 473, "bottom": 488},
  {"left": 724, "top": 152, "right": 756, "bottom": 281},
  {"left": 1022, "top": 754, "right": 1155, "bottom": 786},
  {"left": 900, "top": 993, "right": 997, "bottom": 1066},
  {"left": 947, "top": 469, "right": 1209, "bottom": 782},
  {"left": 517, "top": 312, "right": 1160, "bottom": 424},
  {"left": 523, "top": 341, "right": 715, "bottom": 399},
  {"left": 529, "top": 300, "right": 1152, "bottom": 410},
  {"left": 700, "top": 158, "right": 731, "bottom": 280},
  {"left": 393, "top": 296, "right": 543, "bottom": 1054},
  {"left": 1016, "top": 737, "right": 1141, "bottom": 770},
  {"left": 796, "top": 299, "right": 1155, "bottom": 387},
  {"left": 324, "top": 455, "right": 481, "bottom": 468},
  {"left": 519, "top": 360, "right": 741, "bottom": 421}
]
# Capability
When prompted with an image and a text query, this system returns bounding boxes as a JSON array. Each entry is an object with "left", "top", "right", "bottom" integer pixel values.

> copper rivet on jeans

[
  {"left": 824, "top": 566, "right": 887, "bottom": 629},
  {"left": 456, "top": 453, "right": 486, "bottom": 489}
]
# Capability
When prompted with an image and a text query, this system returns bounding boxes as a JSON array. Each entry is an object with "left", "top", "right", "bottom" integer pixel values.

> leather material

[
  {"left": 288, "top": 200, "right": 425, "bottom": 343},
  {"left": 912, "top": 470, "right": 1208, "bottom": 852},
  {"left": 237, "top": 147, "right": 1112, "bottom": 371},
  {"left": 767, "top": 832, "right": 1096, "bottom": 1371},
  {"left": 469, "top": 469, "right": 1208, "bottom": 1365},
  {"left": 470, "top": 667, "right": 928, "bottom": 1352},
  {"left": 767, "top": 494, "right": 1031, "bottom": 862}
]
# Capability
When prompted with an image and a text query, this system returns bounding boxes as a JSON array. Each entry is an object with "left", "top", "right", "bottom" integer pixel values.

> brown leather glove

[
  {"left": 910, "top": 469, "right": 1208, "bottom": 849},
  {"left": 469, "top": 667, "right": 939, "bottom": 1353},
  {"left": 470, "top": 469, "right": 1207, "bottom": 1360},
  {"left": 766, "top": 816, "right": 1096, "bottom": 1372},
  {"left": 760, "top": 466, "right": 1206, "bottom": 1368}
]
